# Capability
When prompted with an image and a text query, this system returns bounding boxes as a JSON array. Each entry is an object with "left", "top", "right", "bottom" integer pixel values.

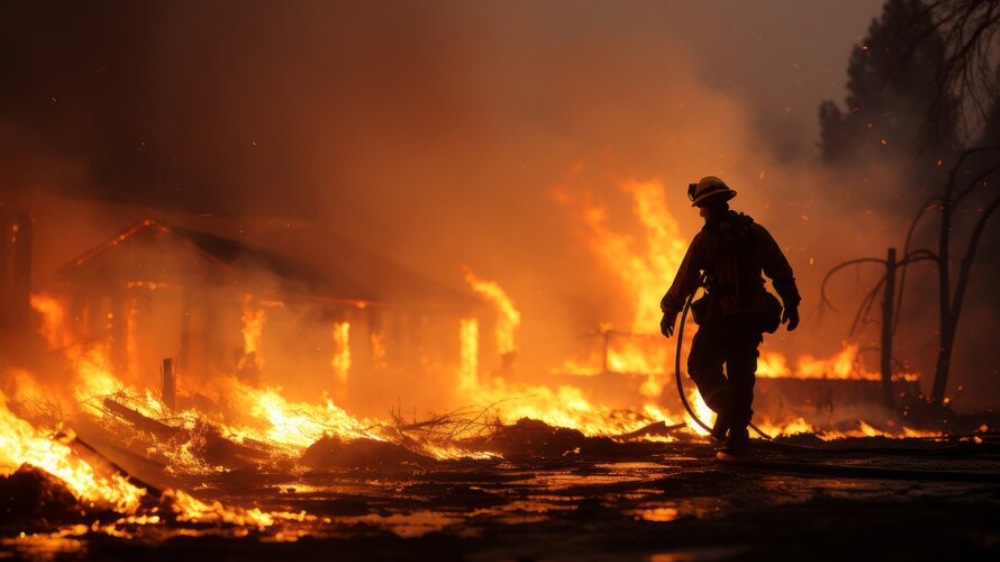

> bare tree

[
  {"left": 824, "top": 147, "right": 1000, "bottom": 409},
  {"left": 919, "top": 147, "right": 1000, "bottom": 403},
  {"left": 904, "top": 0, "right": 1000, "bottom": 139}
]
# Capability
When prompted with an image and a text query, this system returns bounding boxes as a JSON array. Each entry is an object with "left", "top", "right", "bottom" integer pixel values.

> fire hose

[
  {"left": 672, "top": 291, "right": 771, "bottom": 441},
  {"left": 672, "top": 293, "right": 1000, "bottom": 482}
]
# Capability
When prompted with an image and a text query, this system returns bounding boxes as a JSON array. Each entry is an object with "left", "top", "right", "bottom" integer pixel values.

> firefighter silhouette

[{"left": 660, "top": 177, "right": 801, "bottom": 453}]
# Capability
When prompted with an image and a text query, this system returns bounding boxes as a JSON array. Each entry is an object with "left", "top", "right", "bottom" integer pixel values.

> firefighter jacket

[{"left": 660, "top": 211, "right": 800, "bottom": 317}]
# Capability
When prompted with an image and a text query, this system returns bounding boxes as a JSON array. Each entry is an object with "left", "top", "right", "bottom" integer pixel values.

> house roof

[{"left": 55, "top": 219, "right": 480, "bottom": 309}]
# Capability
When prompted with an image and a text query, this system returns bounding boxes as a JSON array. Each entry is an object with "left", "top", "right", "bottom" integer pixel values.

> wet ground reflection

[{"left": 2, "top": 442, "right": 998, "bottom": 561}]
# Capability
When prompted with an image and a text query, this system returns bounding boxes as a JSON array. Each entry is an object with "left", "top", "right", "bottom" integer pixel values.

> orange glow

[
  {"left": 331, "top": 322, "right": 351, "bottom": 383},
  {"left": 221, "top": 382, "right": 384, "bottom": 451},
  {"left": 458, "top": 317, "right": 479, "bottom": 390},
  {"left": 241, "top": 293, "right": 266, "bottom": 359},
  {"left": 30, "top": 292, "right": 70, "bottom": 349},
  {"left": 371, "top": 332, "right": 388, "bottom": 370},
  {"left": 125, "top": 280, "right": 175, "bottom": 290},
  {"left": 125, "top": 296, "right": 139, "bottom": 379},
  {"left": 0, "top": 389, "right": 146, "bottom": 513},
  {"left": 798, "top": 344, "right": 864, "bottom": 380},
  {"left": 8, "top": 160, "right": 944, "bottom": 533},
  {"left": 758, "top": 344, "right": 919, "bottom": 382},
  {"left": 559, "top": 178, "right": 686, "bottom": 335},
  {"left": 464, "top": 268, "right": 521, "bottom": 355},
  {"left": 685, "top": 390, "right": 714, "bottom": 437}
]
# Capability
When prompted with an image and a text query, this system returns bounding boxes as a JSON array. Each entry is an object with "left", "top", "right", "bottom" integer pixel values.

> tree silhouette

[
  {"left": 906, "top": 0, "right": 1000, "bottom": 140},
  {"left": 823, "top": 147, "right": 1000, "bottom": 409},
  {"left": 819, "top": 0, "right": 958, "bottom": 169}
]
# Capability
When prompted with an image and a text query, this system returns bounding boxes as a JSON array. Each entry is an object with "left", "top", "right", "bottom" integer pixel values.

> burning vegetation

[
  {"left": 0, "top": 166, "right": 995, "bottom": 560},
  {"left": 0, "top": 180, "right": 964, "bottom": 493},
  {"left": 2, "top": 1, "right": 1000, "bottom": 560}
]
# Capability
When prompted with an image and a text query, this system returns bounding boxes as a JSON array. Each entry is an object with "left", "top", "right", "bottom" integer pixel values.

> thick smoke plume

[{"left": 3, "top": 1, "right": 997, "bottom": 411}]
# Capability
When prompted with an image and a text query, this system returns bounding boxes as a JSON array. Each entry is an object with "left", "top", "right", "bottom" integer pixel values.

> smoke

[{"left": 4, "top": 1, "right": 997, "bottom": 411}]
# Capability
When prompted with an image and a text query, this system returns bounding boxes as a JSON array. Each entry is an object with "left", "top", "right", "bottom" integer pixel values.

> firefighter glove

[
  {"left": 782, "top": 305, "right": 799, "bottom": 331},
  {"left": 660, "top": 310, "right": 678, "bottom": 338}
]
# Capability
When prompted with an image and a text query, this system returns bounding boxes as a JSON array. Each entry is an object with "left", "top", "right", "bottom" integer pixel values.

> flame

[
  {"left": 607, "top": 335, "right": 668, "bottom": 376},
  {"left": 371, "top": 332, "right": 388, "bottom": 370},
  {"left": 30, "top": 292, "right": 71, "bottom": 349},
  {"left": 11, "top": 165, "right": 947, "bottom": 533},
  {"left": 28, "top": 293, "right": 385, "bottom": 461},
  {"left": 541, "top": 177, "right": 692, "bottom": 428},
  {"left": 125, "top": 296, "right": 139, "bottom": 379},
  {"left": 458, "top": 317, "right": 479, "bottom": 390},
  {"left": 464, "top": 268, "right": 521, "bottom": 355},
  {"left": 228, "top": 384, "right": 383, "bottom": 450},
  {"left": 477, "top": 382, "right": 678, "bottom": 436},
  {"left": 758, "top": 344, "right": 918, "bottom": 382},
  {"left": 331, "top": 322, "right": 350, "bottom": 383},
  {"left": 685, "top": 390, "right": 715, "bottom": 437},
  {"left": 241, "top": 293, "right": 266, "bottom": 359},
  {"left": 798, "top": 344, "right": 862, "bottom": 380},
  {"left": 558, "top": 178, "right": 686, "bottom": 335},
  {"left": 2, "top": 380, "right": 279, "bottom": 527},
  {"left": 756, "top": 352, "right": 790, "bottom": 378},
  {"left": 165, "top": 489, "right": 274, "bottom": 528},
  {"left": 0, "top": 389, "right": 146, "bottom": 513}
]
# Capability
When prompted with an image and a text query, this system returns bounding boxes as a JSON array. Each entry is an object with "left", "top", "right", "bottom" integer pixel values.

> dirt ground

[{"left": 2, "top": 439, "right": 999, "bottom": 562}]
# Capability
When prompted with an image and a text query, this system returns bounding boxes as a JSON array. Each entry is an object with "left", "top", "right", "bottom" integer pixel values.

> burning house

[
  {"left": 2, "top": 2, "right": 1000, "bottom": 559},
  {"left": 47, "top": 218, "right": 488, "bottom": 413}
]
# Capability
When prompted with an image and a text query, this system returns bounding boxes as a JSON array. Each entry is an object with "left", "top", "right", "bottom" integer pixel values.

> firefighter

[{"left": 659, "top": 176, "right": 800, "bottom": 453}]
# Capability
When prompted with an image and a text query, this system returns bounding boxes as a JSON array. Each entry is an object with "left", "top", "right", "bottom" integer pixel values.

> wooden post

[
  {"left": 881, "top": 247, "right": 896, "bottom": 409},
  {"left": 161, "top": 357, "right": 176, "bottom": 410}
]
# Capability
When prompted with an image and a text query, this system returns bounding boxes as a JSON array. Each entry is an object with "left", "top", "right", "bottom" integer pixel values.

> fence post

[
  {"left": 881, "top": 248, "right": 896, "bottom": 409},
  {"left": 162, "top": 357, "right": 176, "bottom": 410}
]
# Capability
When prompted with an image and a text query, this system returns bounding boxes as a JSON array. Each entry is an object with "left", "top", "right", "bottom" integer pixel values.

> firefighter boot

[
  {"left": 706, "top": 386, "right": 734, "bottom": 444},
  {"left": 710, "top": 409, "right": 732, "bottom": 444},
  {"left": 722, "top": 425, "right": 749, "bottom": 455}
]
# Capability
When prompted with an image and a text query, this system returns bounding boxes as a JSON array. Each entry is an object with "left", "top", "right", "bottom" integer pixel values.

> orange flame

[
  {"left": 464, "top": 268, "right": 521, "bottom": 355},
  {"left": 559, "top": 178, "right": 686, "bottom": 335},
  {"left": 30, "top": 293, "right": 70, "bottom": 349},
  {"left": 0, "top": 389, "right": 146, "bottom": 513},
  {"left": 331, "top": 322, "right": 350, "bottom": 383},
  {"left": 458, "top": 317, "right": 479, "bottom": 390},
  {"left": 241, "top": 294, "right": 266, "bottom": 360}
]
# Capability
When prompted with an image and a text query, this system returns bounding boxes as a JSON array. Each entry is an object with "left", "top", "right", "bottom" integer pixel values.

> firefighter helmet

[{"left": 687, "top": 176, "right": 737, "bottom": 207}]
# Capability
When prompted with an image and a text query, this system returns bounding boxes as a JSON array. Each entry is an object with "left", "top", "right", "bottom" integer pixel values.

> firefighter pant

[{"left": 687, "top": 314, "right": 763, "bottom": 430}]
